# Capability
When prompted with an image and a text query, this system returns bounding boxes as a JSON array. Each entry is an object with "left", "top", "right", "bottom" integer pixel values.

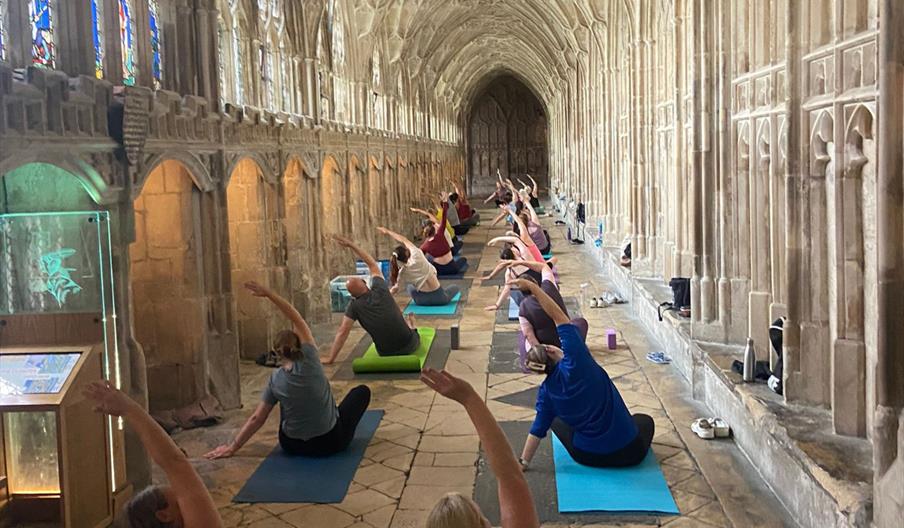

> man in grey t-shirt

[{"left": 324, "top": 236, "right": 420, "bottom": 364}]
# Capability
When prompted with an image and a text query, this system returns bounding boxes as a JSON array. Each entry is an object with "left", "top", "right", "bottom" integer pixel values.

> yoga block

[
  {"left": 356, "top": 259, "right": 391, "bottom": 280},
  {"left": 330, "top": 275, "right": 360, "bottom": 313},
  {"left": 352, "top": 327, "right": 437, "bottom": 373},
  {"left": 606, "top": 329, "right": 617, "bottom": 350}
]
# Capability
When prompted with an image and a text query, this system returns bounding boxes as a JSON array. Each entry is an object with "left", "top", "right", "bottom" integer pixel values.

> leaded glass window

[
  {"left": 232, "top": 20, "right": 244, "bottom": 104},
  {"left": 91, "top": 0, "right": 104, "bottom": 78},
  {"left": 29, "top": 0, "right": 54, "bottom": 68},
  {"left": 0, "top": 0, "right": 8, "bottom": 62},
  {"left": 119, "top": 0, "right": 136, "bottom": 85},
  {"left": 149, "top": 0, "right": 162, "bottom": 88}
]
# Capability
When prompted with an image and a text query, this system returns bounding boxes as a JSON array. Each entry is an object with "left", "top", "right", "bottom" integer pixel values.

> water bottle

[
  {"left": 742, "top": 337, "right": 756, "bottom": 382},
  {"left": 450, "top": 324, "right": 460, "bottom": 350}
]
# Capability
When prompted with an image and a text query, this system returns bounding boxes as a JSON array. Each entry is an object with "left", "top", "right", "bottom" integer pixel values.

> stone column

[
  {"left": 873, "top": 1, "right": 904, "bottom": 525},
  {"left": 304, "top": 58, "right": 317, "bottom": 119}
]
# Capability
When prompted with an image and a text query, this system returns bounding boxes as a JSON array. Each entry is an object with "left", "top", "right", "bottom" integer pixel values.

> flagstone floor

[{"left": 168, "top": 209, "right": 795, "bottom": 527}]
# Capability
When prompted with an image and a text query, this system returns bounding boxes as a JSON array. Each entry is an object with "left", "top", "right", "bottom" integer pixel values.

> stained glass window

[
  {"left": 0, "top": 1, "right": 8, "bottom": 62},
  {"left": 217, "top": 17, "right": 228, "bottom": 104},
  {"left": 29, "top": 0, "right": 54, "bottom": 68},
  {"left": 149, "top": 0, "right": 162, "bottom": 88},
  {"left": 119, "top": 0, "right": 136, "bottom": 85},
  {"left": 91, "top": 0, "right": 104, "bottom": 78}
]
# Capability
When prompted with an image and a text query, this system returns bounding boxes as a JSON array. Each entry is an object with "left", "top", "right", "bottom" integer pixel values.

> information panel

[{"left": 0, "top": 353, "right": 81, "bottom": 395}]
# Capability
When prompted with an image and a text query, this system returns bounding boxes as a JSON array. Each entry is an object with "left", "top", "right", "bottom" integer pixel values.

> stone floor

[{"left": 167, "top": 208, "right": 796, "bottom": 527}]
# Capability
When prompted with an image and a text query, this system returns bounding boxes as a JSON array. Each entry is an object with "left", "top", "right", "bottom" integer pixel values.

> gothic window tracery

[
  {"left": 1, "top": 0, "right": 10, "bottom": 62},
  {"left": 372, "top": 49, "right": 384, "bottom": 129},
  {"left": 29, "top": 0, "right": 54, "bottom": 68},
  {"left": 328, "top": 0, "right": 348, "bottom": 121},
  {"left": 119, "top": 0, "right": 137, "bottom": 85}
]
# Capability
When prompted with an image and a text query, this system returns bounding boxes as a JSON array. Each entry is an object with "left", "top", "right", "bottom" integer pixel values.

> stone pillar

[
  {"left": 873, "top": 1, "right": 904, "bottom": 524},
  {"left": 304, "top": 58, "right": 317, "bottom": 119}
]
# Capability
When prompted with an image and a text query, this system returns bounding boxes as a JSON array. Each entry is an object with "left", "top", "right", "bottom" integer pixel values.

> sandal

[{"left": 691, "top": 418, "right": 715, "bottom": 439}]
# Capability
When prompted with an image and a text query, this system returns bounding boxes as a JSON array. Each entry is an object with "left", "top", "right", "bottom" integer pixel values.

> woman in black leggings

[{"left": 205, "top": 281, "right": 370, "bottom": 459}]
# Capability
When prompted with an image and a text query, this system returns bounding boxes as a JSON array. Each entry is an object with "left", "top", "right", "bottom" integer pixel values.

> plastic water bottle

[{"left": 742, "top": 337, "right": 756, "bottom": 382}]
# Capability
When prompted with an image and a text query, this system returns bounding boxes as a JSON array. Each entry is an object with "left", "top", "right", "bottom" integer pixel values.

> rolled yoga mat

[
  {"left": 552, "top": 435, "right": 679, "bottom": 514},
  {"left": 352, "top": 327, "right": 437, "bottom": 373},
  {"left": 233, "top": 410, "right": 384, "bottom": 504},
  {"left": 403, "top": 292, "right": 462, "bottom": 315}
]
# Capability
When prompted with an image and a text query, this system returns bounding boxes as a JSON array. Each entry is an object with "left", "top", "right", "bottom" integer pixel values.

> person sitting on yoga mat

[
  {"left": 482, "top": 234, "right": 551, "bottom": 311},
  {"left": 452, "top": 179, "right": 480, "bottom": 226},
  {"left": 509, "top": 260, "right": 587, "bottom": 362},
  {"left": 484, "top": 180, "right": 508, "bottom": 206},
  {"left": 516, "top": 174, "right": 542, "bottom": 210},
  {"left": 412, "top": 203, "right": 463, "bottom": 255},
  {"left": 421, "top": 368, "right": 539, "bottom": 528},
  {"left": 415, "top": 195, "right": 468, "bottom": 277},
  {"left": 83, "top": 381, "right": 222, "bottom": 528},
  {"left": 323, "top": 235, "right": 420, "bottom": 364},
  {"left": 517, "top": 196, "right": 551, "bottom": 254},
  {"left": 379, "top": 226, "right": 461, "bottom": 306},
  {"left": 510, "top": 277, "right": 654, "bottom": 469},
  {"left": 204, "top": 281, "right": 371, "bottom": 459}
]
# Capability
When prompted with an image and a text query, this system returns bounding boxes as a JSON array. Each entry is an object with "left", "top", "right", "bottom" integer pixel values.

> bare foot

[{"left": 406, "top": 313, "right": 417, "bottom": 329}]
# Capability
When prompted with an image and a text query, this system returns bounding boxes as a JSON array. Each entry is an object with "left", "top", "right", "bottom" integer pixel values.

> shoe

[
  {"left": 590, "top": 298, "right": 599, "bottom": 308},
  {"left": 691, "top": 418, "right": 715, "bottom": 439},
  {"left": 596, "top": 297, "right": 610, "bottom": 308},
  {"left": 646, "top": 352, "right": 672, "bottom": 364},
  {"left": 768, "top": 375, "right": 783, "bottom": 395},
  {"left": 709, "top": 418, "right": 730, "bottom": 438}
]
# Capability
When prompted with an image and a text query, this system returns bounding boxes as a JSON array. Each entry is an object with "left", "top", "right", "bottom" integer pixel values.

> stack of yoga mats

[{"left": 352, "top": 327, "right": 437, "bottom": 373}]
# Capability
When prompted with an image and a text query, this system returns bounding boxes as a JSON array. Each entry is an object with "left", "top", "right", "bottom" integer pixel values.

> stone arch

[
  {"left": 225, "top": 157, "right": 286, "bottom": 359},
  {"left": 0, "top": 155, "right": 114, "bottom": 206},
  {"left": 320, "top": 153, "right": 346, "bottom": 241},
  {"left": 224, "top": 152, "right": 278, "bottom": 186},
  {"left": 129, "top": 158, "right": 209, "bottom": 410},
  {"left": 0, "top": 161, "right": 102, "bottom": 212},
  {"left": 136, "top": 152, "right": 214, "bottom": 198}
]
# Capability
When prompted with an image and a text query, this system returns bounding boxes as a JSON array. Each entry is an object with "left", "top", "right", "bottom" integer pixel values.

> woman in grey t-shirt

[{"left": 205, "top": 281, "right": 371, "bottom": 458}]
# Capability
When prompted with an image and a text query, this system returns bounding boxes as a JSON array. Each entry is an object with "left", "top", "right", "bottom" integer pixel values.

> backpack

[{"left": 658, "top": 277, "right": 691, "bottom": 321}]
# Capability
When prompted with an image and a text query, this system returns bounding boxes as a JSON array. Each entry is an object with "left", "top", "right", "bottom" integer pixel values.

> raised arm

[
  {"left": 244, "top": 281, "right": 315, "bottom": 345},
  {"left": 488, "top": 236, "right": 536, "bottom": 262},
  {"left": 523, "top": 198, "right": 541, "bottom": 224},
  {"left": 527, "top": 174, "right": 539, "bottom": 197},
  {"left": 510, "top": 211, "right": 533, "bottom": 247},
  {"left": 410, "top": 207, "right": 440, "bottom": 225},
  {"left": 505, "top": 260, "right": 555, "bottom": 284},
  {"left": 333, "top": 235, "right": 381, "bottom": 277},
  {"left": 377, "top": 226, "right": 417, "bottom": 250},
  {"left": 84, "top": 382, "right": 223, "bottom": 528},
  {"left": 509, "top": 278, "right": 569, "bottom": 325},
  {"left": 421, "top": 369, "right": 539, "bottom": 528}
]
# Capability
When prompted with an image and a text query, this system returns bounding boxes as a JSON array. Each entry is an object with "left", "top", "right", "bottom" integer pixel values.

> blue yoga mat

[
  {"left": 508, "top": 298, "right": 520, "bottom": 320},
  {"left": 552, "top": 435, "right": 679, "bottom": 514},
  {"left": 543, "top": 251, "right": 553, "bottom": 259},
  {"left": 233, "top": 410, "right": 384, "bottom": 504},
  {"left": 404, "top": 292, "right": 462, "bottom": 315}
]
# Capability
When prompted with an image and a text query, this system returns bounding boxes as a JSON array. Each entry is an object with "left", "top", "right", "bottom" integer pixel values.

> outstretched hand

[
  {"left": 83, "top": 380, "right": 136, "bottom": 417},
  {"left": 420, "top": 368, "right": 478, "bottom": 405},
  {"left": 376, "top": 226, "right": 391, "bottom": 236},
  {"left": 244, "top": 281, "right": 271, "bottom": 297},
  {"left": 204, "top": 444, "right": 237, "bottom": 460}
]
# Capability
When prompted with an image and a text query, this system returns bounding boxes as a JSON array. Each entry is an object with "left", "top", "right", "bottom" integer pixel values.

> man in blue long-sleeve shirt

[{"left": 510, "top": 278, "right": 654, "bottom": 469}]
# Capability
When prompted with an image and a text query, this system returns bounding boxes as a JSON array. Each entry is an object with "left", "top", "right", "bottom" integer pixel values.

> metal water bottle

[
  {"left": 450, "top": 324, "right": 460, "bottom": 350},
  {"left": 742, "top": 337, "right": 756, "bottom": 382}
]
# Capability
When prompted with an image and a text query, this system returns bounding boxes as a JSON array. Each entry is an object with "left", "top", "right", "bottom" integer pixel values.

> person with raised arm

[
  {"left": 205, "top": 280, "right": 370, "bottom": 458},
  {"left": 510, "top": 278, "right": 654, "bottom": 470},
  {"left": 421, "top": 368, "right": 539, "bottom": 528},
  {"left": 482, "top": 234, "right": 546, "bottom": 312},
  {"left": 378, "top": 226, "right": 461, "bottom": 305},
  {"left": 413, "top": 194, "right": 469, "bottom": 276},
  {"left": 452, "top": 179, "right": 480, "bottom": 227},
  {"left": 518, "top": 196, "right": 552, "bottom": 253},
  {"left": 83, "top": 381, "right": 223, "bottom": 528},
  {"left": 324, "top": 235, "right": 421, "bottom": 364}
]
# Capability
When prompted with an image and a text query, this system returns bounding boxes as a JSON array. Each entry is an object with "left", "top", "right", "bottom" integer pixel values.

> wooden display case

[{"left": 0, "top": 345, "right": 113, "bottom": 527}]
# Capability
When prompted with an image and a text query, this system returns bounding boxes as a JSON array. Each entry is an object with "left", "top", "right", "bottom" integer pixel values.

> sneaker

[
  {"left": 691, "top": 418, "right": 715, "bottom": 439},
  {"left": 590, "top": 298, "right": 599, "bottom": 308},
  {"left": 709, "top": 418, "right": 730, "bottom": 438},
  {"left": 768, "top": 375, "right": 783, "bottom": 395},
  {"left": 597, "top": 297, "right": 610, "bottom": 308},
  {"left": 646, "top": 352, "right": 672, "bottom": 364}
]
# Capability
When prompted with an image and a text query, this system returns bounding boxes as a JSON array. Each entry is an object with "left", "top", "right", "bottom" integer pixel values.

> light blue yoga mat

[
  {"left": 543, "top": 251, "right": 553, "bottom": 259},
  {"left": 552, "top": 435, "right": 679, "bottom": 514},
  {"left": 508, "top": 298, "right": 520, "bottom": 320},
  {"left": 233, "top": 410, "right": 384, "bottom": 503},
  {"left": 404, "top": 292, "right": 462, "bottom": 315}
]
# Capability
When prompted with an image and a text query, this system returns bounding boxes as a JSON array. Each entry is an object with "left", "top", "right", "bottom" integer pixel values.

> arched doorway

[
  {"left": 225, "top": 157, "right": 285, "bottom": 360},
  {"left": 129, "top": 160, "right": 206, "bottom": 411},
  {"left": 467, "top": 75, "right": 548, "bottom": 197}
]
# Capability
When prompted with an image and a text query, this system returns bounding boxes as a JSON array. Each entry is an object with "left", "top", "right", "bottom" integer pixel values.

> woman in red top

[{"left": 417, "top": 194, "right": 469, "bottom": 277}]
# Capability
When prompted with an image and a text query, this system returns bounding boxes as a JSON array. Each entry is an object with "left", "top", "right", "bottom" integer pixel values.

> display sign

[{"left": 0, "top": 353, "right": 82, "bottom": 395}]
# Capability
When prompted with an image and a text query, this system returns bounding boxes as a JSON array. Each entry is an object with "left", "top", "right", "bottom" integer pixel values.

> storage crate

[
  {"left": 330, "top": 275, "right": 361, "bottom": 313},
  {"left": 355, "top": 259, "right": 391, "bottom": 280}
]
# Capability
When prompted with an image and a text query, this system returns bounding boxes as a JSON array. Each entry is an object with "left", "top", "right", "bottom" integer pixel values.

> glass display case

[{"left": 0, "top": 211, "right": 125, "bottom": 526}]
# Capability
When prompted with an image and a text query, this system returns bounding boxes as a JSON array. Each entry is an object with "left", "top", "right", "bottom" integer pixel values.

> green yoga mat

[
  {"left": 352, "top": 327, "right": 437, "bottom": 373},
  {"left": 403, "top": 292, "right": 462, "bottom": 315}
]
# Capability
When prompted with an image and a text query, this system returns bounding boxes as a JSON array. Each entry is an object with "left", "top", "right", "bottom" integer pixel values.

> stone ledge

[{"left": 589, "top": 245, "right": 873, "bottom": 528}]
